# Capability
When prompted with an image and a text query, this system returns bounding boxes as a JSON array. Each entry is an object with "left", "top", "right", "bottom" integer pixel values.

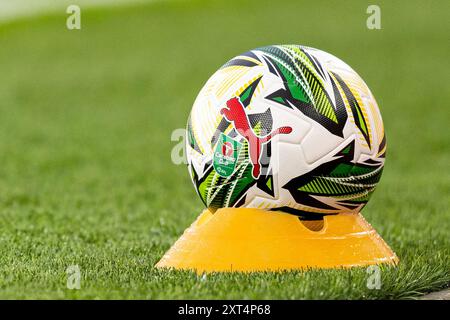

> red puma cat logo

[{"left": 220, "top": 97, "right": 292, "bottom": 178}]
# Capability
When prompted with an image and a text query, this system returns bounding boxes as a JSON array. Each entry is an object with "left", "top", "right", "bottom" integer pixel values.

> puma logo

[{"left": 220, "top": 97, "right": 293, "bottom": 178}]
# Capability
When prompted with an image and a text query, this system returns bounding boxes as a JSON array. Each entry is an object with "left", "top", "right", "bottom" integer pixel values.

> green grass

[{"left": 0, "top": 0, "right": 448, "bottom": 299}]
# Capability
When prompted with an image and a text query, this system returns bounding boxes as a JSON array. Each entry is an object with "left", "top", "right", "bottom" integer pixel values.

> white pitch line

[
  {"left": 421, "top": 288, "right": 450, "bottom": 300},
  {"left": 0, "top": 0, "right": 156, "bottom": 24}
]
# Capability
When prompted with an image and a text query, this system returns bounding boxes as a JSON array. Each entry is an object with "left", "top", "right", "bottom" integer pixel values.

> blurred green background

[{"left": 0, "top": 0, "right": 448, "bottom": 299}]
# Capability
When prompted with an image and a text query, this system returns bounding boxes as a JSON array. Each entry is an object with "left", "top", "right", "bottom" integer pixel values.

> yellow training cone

[{"left": 155, "top": 208, "right": 398, "bottom": 273}]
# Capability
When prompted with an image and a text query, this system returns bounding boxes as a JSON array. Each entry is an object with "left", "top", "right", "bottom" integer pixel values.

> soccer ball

[{"left": 186, "top": 45, "right": 386, "bottom": 219}]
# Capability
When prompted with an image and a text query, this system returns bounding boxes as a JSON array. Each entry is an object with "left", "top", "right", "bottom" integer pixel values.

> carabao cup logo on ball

[
  {"left": 186, "top": 45, "right": 386, "bottom": 219},
  {"left": 213, "top": 133, "right": 242, "bottom": 177}
]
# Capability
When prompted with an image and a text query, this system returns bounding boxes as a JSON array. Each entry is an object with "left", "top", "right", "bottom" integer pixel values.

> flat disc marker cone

[{"left": 155, "top": 208, "right": 398, "bottom": 273}]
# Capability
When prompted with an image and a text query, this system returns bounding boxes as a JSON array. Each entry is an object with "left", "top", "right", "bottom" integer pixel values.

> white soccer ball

[{"left": 186, "top": 45, "right": 386, "bottom": 219}]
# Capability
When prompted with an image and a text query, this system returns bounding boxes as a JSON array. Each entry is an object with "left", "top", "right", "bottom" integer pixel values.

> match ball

[{"left": 186, "top": 45, "right": 386, "bottom": 219}]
